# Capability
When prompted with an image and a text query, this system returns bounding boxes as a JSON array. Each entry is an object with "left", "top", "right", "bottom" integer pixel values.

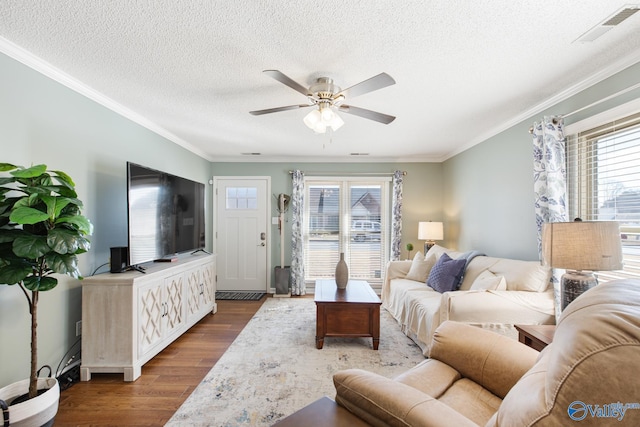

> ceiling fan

[{"left": 249, "top": 70, "right": 396, "bottom": 133}]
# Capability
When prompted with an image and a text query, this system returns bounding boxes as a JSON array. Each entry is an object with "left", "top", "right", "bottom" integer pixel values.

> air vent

[
  {"left": 575, "top": 6, "right": 640, "bottom": 42},
  {"left": 241, "top": 152, "right": 261, "bottom": 156},
  {"left": 602, "top": 7, "right": 640, "bottom": 25},
  {"left": 350, "top": 152, "right": 370, "bottom": 156}
]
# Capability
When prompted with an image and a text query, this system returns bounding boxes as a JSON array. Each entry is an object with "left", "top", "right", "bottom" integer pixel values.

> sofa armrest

[
  {"left": 382, "top": 260, "right": 412, "bottom": 301},
  {"left": 334, "top": 369, "right": 478, "bottom": 427},
  {"left": 429, "top": 321, "right": 538, "bottom": 399}
]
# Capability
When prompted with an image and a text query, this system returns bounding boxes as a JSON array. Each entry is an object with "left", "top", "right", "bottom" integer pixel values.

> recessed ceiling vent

[{"left": 575, "top": 5, "right": 640, "bottom": 42}]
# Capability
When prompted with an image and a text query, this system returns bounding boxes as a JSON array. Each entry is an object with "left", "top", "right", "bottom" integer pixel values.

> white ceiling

[{"left": 1, "top": 1, "right": 640, "bottom": 162}]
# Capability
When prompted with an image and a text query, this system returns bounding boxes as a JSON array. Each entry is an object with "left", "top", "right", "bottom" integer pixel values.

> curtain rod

[
  {"left": 528, "top": 81, "right": 640, "bottom": 133},
  {"left": 288, "top": 170, "right": 407, "bottom": 176}
]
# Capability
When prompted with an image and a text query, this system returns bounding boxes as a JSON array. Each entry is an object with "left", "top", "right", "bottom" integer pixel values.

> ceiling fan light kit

[
  {"left": 303, "top": 105, "right": 344, "bottom": 133},
  {"left": 250, "top": 70, "right": 396, "bottom": 134}
]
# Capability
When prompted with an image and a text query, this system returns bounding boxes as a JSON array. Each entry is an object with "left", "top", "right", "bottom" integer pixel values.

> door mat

[{"left": 216, "top": 291, "right": 267, "bottom": 301}]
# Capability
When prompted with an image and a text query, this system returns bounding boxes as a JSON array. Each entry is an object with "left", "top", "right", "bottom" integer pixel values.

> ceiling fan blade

[
  {"left": 250, "top": 104, "right": 312, "bottom": 116},
  {"left": 263, "top": 70, "right": 309, "bottom": 97},
  {"left": 336, "top": 73, "right": 396, "bottom": 99},
  {"left": 338, "top": 104, "right": 396, "bottom": 124}
]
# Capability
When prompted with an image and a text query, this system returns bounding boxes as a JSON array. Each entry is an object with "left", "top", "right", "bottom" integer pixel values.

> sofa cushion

[
  {"left": 394, "top": 359, "right": 460, "bottom": 399},
  {"left": 469, "top": 270, "right": 507, "bottom": 291},
  {"left": 481, "top": 259, "right": 550, "bottom": 292},
  {"left": 439, "top": 378, "right": 503, "bottom": 425},
  {"left": 427, "top": 244, "right": 465, "bottom": 260},
  {"left": 334, "top": 369, "right": 479, "bottom": 427},
  {"left": 427, "top": 253, "right": 466, "bottom": 293},
  {"left": 405, "top": 251, "right": 437, "bottom": 282}
]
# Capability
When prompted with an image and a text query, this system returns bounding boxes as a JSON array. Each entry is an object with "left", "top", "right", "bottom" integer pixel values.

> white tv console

[{"left": 80, "top": 253, "right": 216, "bottom": 381}]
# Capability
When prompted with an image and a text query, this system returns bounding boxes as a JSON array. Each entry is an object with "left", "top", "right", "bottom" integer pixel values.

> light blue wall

[
  {"left": 442, "top": 61, "right": 640, "bottom": 260},
  {"left": 0, "top": 53, "right": 212, "bottom": 387}
]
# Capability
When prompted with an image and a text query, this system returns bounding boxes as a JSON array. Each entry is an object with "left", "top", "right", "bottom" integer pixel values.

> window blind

[{"left": 566, "top": 112, "right": 640, "bottom": 281}]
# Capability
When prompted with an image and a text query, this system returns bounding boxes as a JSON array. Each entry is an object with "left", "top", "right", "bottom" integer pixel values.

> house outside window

[
  {"left": 303, "top": 177, "right": 390, "bottom": 290},
  {"left": 566, "top": 112, "right": 640, "bottom": 281}
]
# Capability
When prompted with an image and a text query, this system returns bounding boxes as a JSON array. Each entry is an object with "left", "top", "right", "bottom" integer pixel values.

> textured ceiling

[{"left": 1, "top": 1, "right": 640, "bottom": 162}]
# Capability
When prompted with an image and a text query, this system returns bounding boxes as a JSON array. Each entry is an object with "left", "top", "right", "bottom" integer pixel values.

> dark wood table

[
  {"left": 514, "top": 324, "right": 556, "bottom": 351},
  {"left": 314, "top": 279, "right": 381, "bottom": 350},
  {"left": 272, "top": 396, "right": 369, "bottom": 426}
]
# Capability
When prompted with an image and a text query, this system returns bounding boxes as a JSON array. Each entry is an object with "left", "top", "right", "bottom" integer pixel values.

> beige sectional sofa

[{"left": 382, "top": 245, "right": 555, "bottom": 353}]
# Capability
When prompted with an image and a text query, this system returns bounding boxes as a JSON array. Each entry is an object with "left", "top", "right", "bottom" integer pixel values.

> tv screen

[{"left": 127, "top": 162, "right": 206, "bottom": 266}]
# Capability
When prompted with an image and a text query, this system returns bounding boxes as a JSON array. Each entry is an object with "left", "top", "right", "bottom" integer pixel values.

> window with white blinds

[
  {"left": 566, "top": 112, "right": 640, "bottom": 281},
  {"left": 303, "top": 178, "right": 390, "bottom": 288}
]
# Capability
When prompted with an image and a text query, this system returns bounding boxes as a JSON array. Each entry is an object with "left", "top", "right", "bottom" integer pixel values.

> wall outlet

[{"left": 76, "top": 320, "right": 82, "bottom": 337}]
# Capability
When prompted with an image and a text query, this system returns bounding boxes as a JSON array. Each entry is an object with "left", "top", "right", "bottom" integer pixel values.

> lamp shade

[
  {"left": 541, "top": 221, "right": 623, "bottom": 271},
  {"left": 418, "top": 221, "right": 443, "bottom": 241}
]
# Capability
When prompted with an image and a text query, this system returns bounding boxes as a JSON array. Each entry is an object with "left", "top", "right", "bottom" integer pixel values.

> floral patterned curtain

[
  {"left": 532, "top": 116, "right": 568, "bottom": 318},
  {"left": 390, "top": 170, "right": 404, "bottom": 260},
  {"left": 290, "top": 170, "right": 306, "bottom": 296}
]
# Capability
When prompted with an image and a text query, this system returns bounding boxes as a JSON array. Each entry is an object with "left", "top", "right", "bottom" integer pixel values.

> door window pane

[{"left": 226, "top": 187, "right": 258, "bottom": 210}]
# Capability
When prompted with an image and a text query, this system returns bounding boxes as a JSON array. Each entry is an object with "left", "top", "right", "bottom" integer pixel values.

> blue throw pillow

[{"left": 426, "top": 253, "right": 466, "bottom": 293}]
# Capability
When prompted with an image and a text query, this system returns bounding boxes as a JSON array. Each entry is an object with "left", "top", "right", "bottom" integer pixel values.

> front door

[{"left": 214, "top": 177, "right": 270, "bottom": 292}]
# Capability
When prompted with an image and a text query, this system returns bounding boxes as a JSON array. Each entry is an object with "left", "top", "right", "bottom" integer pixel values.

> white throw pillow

[
  {"left": 469, "top": 270, "right": 507, "bottom": 291},
  {"left": 405, "top": 252, "right": 437, "bottom": 282}
]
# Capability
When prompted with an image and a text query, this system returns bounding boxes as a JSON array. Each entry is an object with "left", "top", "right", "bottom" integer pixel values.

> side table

[
  {"left": 272, "top": 397, "right": 369, "bottom": 427},
  {"left": 514, "top": 324, "right": 556, "bottom": 351}
]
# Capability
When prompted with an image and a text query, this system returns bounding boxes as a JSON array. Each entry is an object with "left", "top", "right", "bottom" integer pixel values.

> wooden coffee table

[{"left": 314, "top": 279, "right": 381, "bottom": 350}]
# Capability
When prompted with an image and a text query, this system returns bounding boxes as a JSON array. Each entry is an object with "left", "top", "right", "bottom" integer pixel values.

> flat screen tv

[{"left": 127, "top": 162, "right": 206, "bottom": 266}]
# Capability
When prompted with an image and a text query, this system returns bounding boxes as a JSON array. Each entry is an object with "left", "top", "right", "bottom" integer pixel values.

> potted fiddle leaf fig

[{"left": 0, "top": 163, "right": 92, "bottom": 426}]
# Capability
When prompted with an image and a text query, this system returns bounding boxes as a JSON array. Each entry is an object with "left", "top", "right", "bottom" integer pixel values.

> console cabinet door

[
  {"left": 164, "top": 272, "right": 185, "bottom": 339},
  {"left": 138, "top": 282, "right": 164, "bottom": 357},
  {"left": 201, "top": 262, "right": 215, "bottom": 308},
  {"left": 186, "top": 267, "right": 202, "bottom": 322},
  {"left": 186, "top": 262, "right": 215, "bottom": 323},
  {"left": 138, "top": 273, "right": 185, "bottom": 358}
]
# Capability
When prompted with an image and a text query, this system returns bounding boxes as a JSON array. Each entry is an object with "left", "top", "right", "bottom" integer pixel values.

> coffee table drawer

[{"left": 323, "top": 304, "right": 377, "bottom": 335}]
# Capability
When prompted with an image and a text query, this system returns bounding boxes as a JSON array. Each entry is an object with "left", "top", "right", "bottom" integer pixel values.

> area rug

[
  {"left": 215, "top": 291, "right": 266, "bottom": 301},
  {"left": 166, "top": 297, "right": 426, "bottom": 426}
]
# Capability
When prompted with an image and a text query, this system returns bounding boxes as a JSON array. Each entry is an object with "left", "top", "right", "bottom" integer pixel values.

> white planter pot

[{"left": 0, "top": 378, "right": 59, "bottom": 427}]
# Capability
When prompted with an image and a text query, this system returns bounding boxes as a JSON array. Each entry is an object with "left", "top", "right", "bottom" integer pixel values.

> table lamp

[
  {"left": 418, "top": 221, "right": 444, "bottom": 254},
  {"left": 542, "top": 220, "right": 622, "bottom": 310}
]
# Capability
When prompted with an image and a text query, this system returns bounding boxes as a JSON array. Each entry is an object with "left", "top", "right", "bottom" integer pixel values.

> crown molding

[{"left": 442, "top": 51, "right": 640, "bottom": 161}]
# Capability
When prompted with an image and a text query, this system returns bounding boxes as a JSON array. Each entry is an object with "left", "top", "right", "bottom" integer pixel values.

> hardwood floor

[{"left": 55, "top": 297, "right": 266, "bottom": 426}]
